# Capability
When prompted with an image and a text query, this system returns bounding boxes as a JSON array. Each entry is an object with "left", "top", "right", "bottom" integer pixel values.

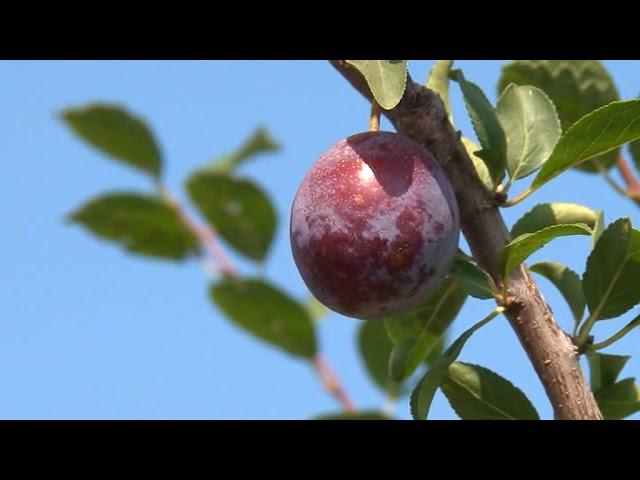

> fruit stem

[
  {"left": 369, "top": 100, "right": 381, "bottom": 132},
  {"left": 312, "top": 354, "right": 356, "bottom": 412}
]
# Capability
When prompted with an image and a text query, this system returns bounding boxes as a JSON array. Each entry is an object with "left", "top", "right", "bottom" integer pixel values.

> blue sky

[{"left": 0, "top": 60, "right": 638, "bottom": 419}]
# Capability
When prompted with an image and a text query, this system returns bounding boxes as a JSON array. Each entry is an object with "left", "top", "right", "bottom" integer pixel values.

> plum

[{"left": 290, "top": 131, "right": 460, "bottom": 320}]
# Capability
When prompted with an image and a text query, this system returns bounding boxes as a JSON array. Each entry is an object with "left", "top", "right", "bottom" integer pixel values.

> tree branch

[
  {"left": 331, "top": 60, "right": 602, "bottom": 419},
  {"left": 312, "top": 355, "right": 356, "bottom": 412},
  {"left": 616, "top": 154, "right": 640, "bottom": 205}
]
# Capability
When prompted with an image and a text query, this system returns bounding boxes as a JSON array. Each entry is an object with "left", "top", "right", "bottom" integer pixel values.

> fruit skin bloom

[{"left": 290, "top": 131, "right": 460, "bottom": 320}]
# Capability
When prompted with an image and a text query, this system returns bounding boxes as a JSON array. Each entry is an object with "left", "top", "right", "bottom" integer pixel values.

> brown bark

[{"left": 331, "top": 60, "right": 602, "bottom": 419}]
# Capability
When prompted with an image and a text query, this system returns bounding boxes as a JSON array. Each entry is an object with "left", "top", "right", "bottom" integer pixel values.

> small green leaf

[
  {"left": 587, "top": 352, "right": 631, "bottom": 392},
  {"left": 61, "top": 103, "right": 162, "bottom": 178},
  {"left": 410, "top": 309, "right": 500, "bottom": 420},
  {"left": 495, "top": 84, "right": 561, "bottom": 180},
  {"left": 530, "top": 261, "right": 585, "bottom": 325},
  {"left": 345, "top": 60, "right": 408, "bottom": 110},
  {"left": 441, "top": 362, "right": 539, "bottom": 420},
  {"left": 531, "top": 100, "right": 640, "bottom": 191},
  {"left": 500, "top": 224, "right": 592, "bottom": 278},
  {"left": 306, "top": 295, "right": 329, "bottom": 324},
  {"left": 511, "top": 203, "right": 599, "bottom": 239},
  {"left": 498, "top": 60, "right": 620, "bottom": 173},
  {"left": 186, "top": 171, "right": 277, "bottom": 261},
  {"left": 448, "top": 258, "right": 497, "bottom": 300},
  {"left": 385, "top": 279, "right": 467, "bottom": 382},
  {"left": 426, "top": 60, "right": 454, "bottom": 123},
  {"left": 357, "top": 320, "right": 400, "bottom": 396},
  {"left": 210, "top": 127, "right": 280, "bottom": 173},
  {"left": 68, "top": 192, "right": 198, "bottom": 260},
  {"left": 594, "top": 378, "right": 640, "bottom": 420},
  {"left": 210, "top": 278, "right": 316, "bottom": 359},
  {"left": 462, "top": 136, "right": 493, "bottom": 191},
  {"left": 583, "top": 218, "right": 640, "bottom": 320},
  {"left": 313, "top": 410, "right": 391, "bottom": 420},
  {"left": 451, "top": 69, "right": 506, "bottom": 187}
]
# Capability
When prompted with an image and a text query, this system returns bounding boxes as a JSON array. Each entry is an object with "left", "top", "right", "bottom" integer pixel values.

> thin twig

[
  {"left": 157, "top": 183, "right": 356, "bottom": 413},
  {"left": 312, "top": 355, "right": 356, "bottom": 412},
  {"left": 156, "top": 185, "right": 236, "bottom": 278},
  {"left": 616, "top": 154, "right": 640, "bottom": 202}
]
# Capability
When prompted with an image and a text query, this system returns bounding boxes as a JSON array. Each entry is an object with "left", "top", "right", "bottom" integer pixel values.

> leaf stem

[
  {"left": 589, "top": 315, "right": 640, "bottom": 351},
  {"left": 369, "top": 100, "right": 381, "bottom": 132},
  {"left": 312, "top": 355, "right": 356, "bottom": 412},
  {"left": 500, "top": 187, "right": 534, "bottom": 207},
  {"left": 594, "top": 159, "right": 628, "bottom": 197},
  {"left": 616, "top": 154, "right": 640, "bottom": 205}
]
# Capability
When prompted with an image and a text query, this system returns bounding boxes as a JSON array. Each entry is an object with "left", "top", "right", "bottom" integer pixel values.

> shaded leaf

[
  {"left": 588, "top": 352, "right": 631, "bottom": 392},
  {"left": 385, "top": 279, "right": 467, "bottom": 382},
  {"left": 500, "top": 224, "right": 592, "bottom": 278},
  {"left": 594, "top": 378, "right": 640, "bottom": 420},
  {"left": 186, "top": 172, "right": 277, "bottom": 261},
  {"left": 345, "top": 60, "right": 408, "bottom": 110},
  {"left": 410, "top": 309, "right": 499, "bottom": 420},
  {"left": 530, "top": 261, "right": 585, "bottom": 324},
  {"left": 462, "top": 136, "right": 493, "bottom": 191},
  {"left": 498, "top": 60, "right": 619, "bottom": 173},
  {"left": 358, "top": 320, "right": 400, "bottom": 396},
  {"left": 426, "top": 60, "right": 454, "bottom": 123},
  {"left": 451, "top": 69, "right": 506, "bottom": 186},
  {"left": 210, "top": 277, "right": 316, "bottom": 358},
  {"left": 61, "top": 103, "right": 162, "bottom": 178},
  {"left": 495, "top": 84, "right": 561, "bottom": 180},
  {"left": 583, "top": 218, "right": 640, "bottom": 320},
  {"left": 313, "top": 410, "right": 391, "bottom": 420},
  {"left": 449, "top": 258, "right": 497, "bottom": 300},
  {"left": 68, "top": 192, "right": 198, "bottom": 260},
  {"left": 511, "top": 202, "right": 598, "bottom": 238},
  {"left": 441, "top": 362, "right": 539, "bottom": 420},
  {"left": 531, "top": 100, "right": 640, "bottom": 191}
]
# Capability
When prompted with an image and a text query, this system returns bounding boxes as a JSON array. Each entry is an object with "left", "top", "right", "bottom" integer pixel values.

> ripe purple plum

[{"left": 290, "top": 131, "right": 460, "bottom": 320}]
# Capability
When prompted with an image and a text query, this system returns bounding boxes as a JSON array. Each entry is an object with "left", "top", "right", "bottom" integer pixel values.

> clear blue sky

[{"left": 1, "top": 60, "right": 638, "bottom": 419}]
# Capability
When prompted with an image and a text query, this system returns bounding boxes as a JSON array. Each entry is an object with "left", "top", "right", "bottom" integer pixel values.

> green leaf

[
  {"left": 531, "top": 100, "right": 640, "bottom": 191},
  {"left": 594, "top": 378, "right": 640, "bottom": 420},
  {"left": 357, "top": 320, "right": 400, "bottom": 396},
  {"left": 498, "top": 60, "right": 620, "bottom": 173},
  {"left": 441, "top": 362, "right": 539, "bottom": 420},
  {"left": 306, "top": 295, "right": 329, "bottom": 324},
  {"left": 530, "top": 261, "right": 585, "bottom": 325},
  {"left": 210, "top": 278, "right": 317, "bottom": 359},
  {"left": 495, "top": 84, "right": 561, "bottom": 180},
  {"left": 451, "top": 69, "right": 506, "bottom": 187},
  {"left": 385, "top": 279, "right": 467, "bottom": 382},
  {"left": 630, "top": 139, "right": 640, "bottom": 175},
  {"left": 511, "top": 202, "right": 598, "bottom": 238},
  {"left": 462, "top": 136, "right": 493, "bottom": 191},
  {"left": 61, "top": 103, "right": 162, "bottom": 178},
  {"left": 500, "top": 224, "right": 592, "bottom": 278},
  {"left": 313, "top": 410, "right": 391, "bottom": 420},
  {"left": 426, "top": 60, "right": 454, "bottom": 123},
  {"left": 345, "top": 60, "right": 408, "bottom": 110},
  {"left": 68, "top": 192, "right": 198, "bottom": 260},
  {"left": 410, "top": 309, "right": 500, "bottom": 420},
  {"left": 186, "top": 171, "right": 277, "bottom": 261},
  {"left": 210, "top": 127, "right": 280, "bottom": 173},
  {"left": 448, "top": 258, "right": 497, "bottom": 300},
  {"left": 588, "top": 352, "right": 631, "bottom": 392},
  {"left": 583, "top": 218, "right": 640, "bottom": 320}
]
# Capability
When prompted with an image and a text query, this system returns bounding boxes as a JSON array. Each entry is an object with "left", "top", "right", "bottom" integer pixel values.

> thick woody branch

[{"left": 331, "top": 60, "right": 602, "bottom": 420}]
